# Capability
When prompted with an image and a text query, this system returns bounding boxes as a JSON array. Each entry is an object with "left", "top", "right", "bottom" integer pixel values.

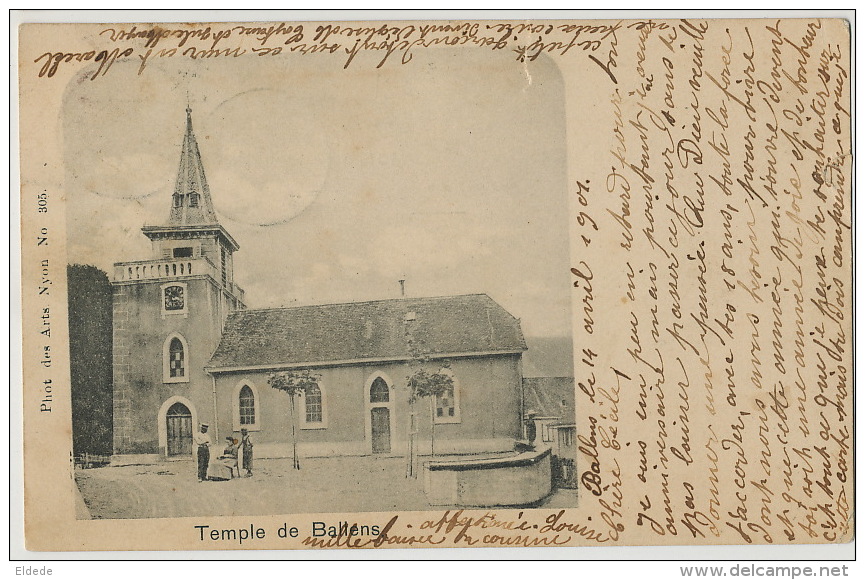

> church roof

[
  {"left": 168, "top": 107, "right": 220, "bottom": 226},
  {"left": 206, "top": 293, "right": 527, "bottom": 372}
]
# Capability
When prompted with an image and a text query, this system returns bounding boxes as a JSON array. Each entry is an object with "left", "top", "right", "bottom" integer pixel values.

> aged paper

[{"left": 17, "top": 14, "right": 852, "bottom": 552}]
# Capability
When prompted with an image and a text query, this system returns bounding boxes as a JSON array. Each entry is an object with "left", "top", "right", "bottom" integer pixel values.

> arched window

[
  {"left": 232, "top": 381, "right": 260, "bottom": 431},
  {"left": 305, "top": 384, "right": 322, "bottom": 424},
  {"left": 169, "top": 338, "right": 185, "bottom": 378},
  {"left": 370, "top": 377, "right": 389, "bottom": 403},
  {"left": 300, "top": 381, "right": 327, "bottom": 429},
  {"left": 163, "top": 333, "right": 189, "bottom": 383},
  {"left": 238, "top": 385, "right": 255, "bottom": 425}
]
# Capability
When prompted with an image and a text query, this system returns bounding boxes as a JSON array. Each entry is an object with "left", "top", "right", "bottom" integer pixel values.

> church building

[{"left": 111, "top": 109, "right": 528, "bottom": 462}]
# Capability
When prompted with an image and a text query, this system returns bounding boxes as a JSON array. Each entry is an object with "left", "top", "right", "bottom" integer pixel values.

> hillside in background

[{"left": 522, "top": 335, "right": 574, "bottom": 378}]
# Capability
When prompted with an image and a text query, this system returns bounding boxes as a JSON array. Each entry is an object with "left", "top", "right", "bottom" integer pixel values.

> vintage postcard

[{"left": 16, "top": 13, "right": 852, "bottom": 553}]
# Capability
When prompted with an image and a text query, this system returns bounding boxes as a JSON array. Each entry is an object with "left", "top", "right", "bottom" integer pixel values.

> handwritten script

[
  {"left": 31, "top": 20, "right": 638, "bottom": 79},
  {"left": 571, "top": 18, "right": 851, "bottom": 545}
]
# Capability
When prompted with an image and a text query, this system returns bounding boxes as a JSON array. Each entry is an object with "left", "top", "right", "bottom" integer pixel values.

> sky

[{"left": 62, "top": 47, "right": 573, "bottom": 338}]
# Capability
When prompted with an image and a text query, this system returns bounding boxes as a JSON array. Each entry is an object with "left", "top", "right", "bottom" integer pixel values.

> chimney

[{"left": 398, "top": 279, "right": 406, "bottom": 297}]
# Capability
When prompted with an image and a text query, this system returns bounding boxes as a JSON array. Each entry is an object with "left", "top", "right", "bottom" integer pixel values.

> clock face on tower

[{"left": 164, "top": 285, "right": 185, "bottom": 311}]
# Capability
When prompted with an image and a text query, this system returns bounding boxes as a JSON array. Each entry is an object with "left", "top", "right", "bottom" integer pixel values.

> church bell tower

[{"left": 111, "top": 108, "right": 244, "bottom": 460}]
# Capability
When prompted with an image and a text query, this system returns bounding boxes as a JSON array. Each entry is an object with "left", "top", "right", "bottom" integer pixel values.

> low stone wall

[
  {"left": 111, "top": 437, "right": 517, "bottom": 464},
  {"left": 234, "top": 437, "right": 515, "bottom": 460},
  {"left": 423, "top": 447, "right": 552, "bottom": 507}
]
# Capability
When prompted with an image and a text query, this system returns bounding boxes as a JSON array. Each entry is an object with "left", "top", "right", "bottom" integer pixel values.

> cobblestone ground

[{"left": 75, "top": 455, "right": 578, "bottom": 519}]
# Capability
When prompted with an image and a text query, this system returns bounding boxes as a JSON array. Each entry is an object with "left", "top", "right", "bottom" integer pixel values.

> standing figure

[
  {"left": 524, "top": 410, "right": 538, "bottom": 448},
  {"left": 240, "top": 428, "right": 254, "bottom": 477},
  {"left": 193, "top": 423, "right": 212, "bottom": 482}
]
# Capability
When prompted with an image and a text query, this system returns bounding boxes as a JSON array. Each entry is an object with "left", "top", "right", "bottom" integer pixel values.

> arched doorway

[
  {"left": 166, "top": 401, "right": 193, "bottom": 457},
  {"left": 369, "top": 377, "right": 391, "bottom": 454}
]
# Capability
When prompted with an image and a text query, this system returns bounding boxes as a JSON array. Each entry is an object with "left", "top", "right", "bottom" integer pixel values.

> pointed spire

[{"left": 168, "top": 107, "right": 219, "bottom": 226}]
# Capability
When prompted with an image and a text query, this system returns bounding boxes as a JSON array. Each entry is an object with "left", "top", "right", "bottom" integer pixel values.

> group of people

[{"left": 193, "top": 424, "right": 253, "bottom": 482}]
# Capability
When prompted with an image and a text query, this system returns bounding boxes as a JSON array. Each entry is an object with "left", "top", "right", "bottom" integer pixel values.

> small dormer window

[
  {"left": 173, "top": 193, "right": 183, "bottom": 208},
  {"left": 188, "top": 192, "right": 200, "bottom": 207}
]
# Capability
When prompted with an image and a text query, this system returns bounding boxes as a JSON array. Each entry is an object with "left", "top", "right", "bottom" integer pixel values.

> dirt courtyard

[{"left": 75, "top": 455, "right": 578, "bottom": 519}]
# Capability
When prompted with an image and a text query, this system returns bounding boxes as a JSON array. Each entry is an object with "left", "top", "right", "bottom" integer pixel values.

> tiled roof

[
  {"left": 207, "top": 294, "right": 526, "bottom": 370},
  {"left": 522, "top": 377, "right": 575, "bottom": 421}
]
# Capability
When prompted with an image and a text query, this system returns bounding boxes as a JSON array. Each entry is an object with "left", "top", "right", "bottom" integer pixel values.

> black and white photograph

[{"left": 63, "top": 49, "right": 578, "bottom": 520}]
